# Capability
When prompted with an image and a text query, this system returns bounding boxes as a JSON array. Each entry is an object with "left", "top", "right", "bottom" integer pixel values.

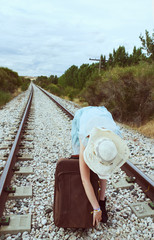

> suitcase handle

[{"left": 70, "top": 154, "right": 79, "bottom": 159}]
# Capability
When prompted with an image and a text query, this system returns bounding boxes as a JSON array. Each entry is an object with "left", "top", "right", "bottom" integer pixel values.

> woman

[{"left": 71, "top": 106, "right": 129, "bottom": 226}]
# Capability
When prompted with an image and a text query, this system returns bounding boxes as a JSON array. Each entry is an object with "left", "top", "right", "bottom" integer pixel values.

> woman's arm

[{"left": 79, "top": 139, "right": 102, "bottom": 225}]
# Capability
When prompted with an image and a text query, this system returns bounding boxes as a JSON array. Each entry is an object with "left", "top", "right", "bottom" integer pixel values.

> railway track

[
  {"left": 37, "top": 85, "right": 154, "bottom": 202},
  {"left": 0, "top": 85, "right": 34, "bottom": 234},
  {"left": 0, "top": 85, "right": 153, "bottom": 239}
]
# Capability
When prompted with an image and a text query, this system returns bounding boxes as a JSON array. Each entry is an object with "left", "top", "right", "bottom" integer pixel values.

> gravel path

[{"left": 0, "top": 85, "right": 153, "bottom": 239}]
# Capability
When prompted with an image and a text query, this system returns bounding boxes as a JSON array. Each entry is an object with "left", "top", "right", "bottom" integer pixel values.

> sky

[{"left": 0, "top": 0, "right": 153, "bottom": 77}]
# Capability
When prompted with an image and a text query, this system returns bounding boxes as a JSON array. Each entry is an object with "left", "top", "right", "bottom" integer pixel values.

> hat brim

[{"left": 84, "top": 127, "right": 130, "bottom": 179}]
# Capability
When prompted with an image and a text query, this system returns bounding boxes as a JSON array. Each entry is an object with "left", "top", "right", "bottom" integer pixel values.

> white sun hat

[{"left": 84, "top": 127, "right": 130, "bottom": 179}]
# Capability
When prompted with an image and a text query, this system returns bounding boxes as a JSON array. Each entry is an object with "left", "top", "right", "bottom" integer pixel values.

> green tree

[
  {"left": 128, "top": 46, "right": 145, "bottom": 65},
  {"left": 35, "top": 76, "right": 48, "bottom": 88},
  {"left": 108, "top": 53, "right": 114, "bottom": 67},
  {"left": 139, "top": 30, "right": 154, "bottom": 60},
  {"left": 64, "top": 65, "right": 78, "bottom": 87},
  {"left": 77, "top": 64, "right": 89, "bottom": 89},
  {"left": 49, "top": 75, "right": 58, "bottom": 84},
  {"left": 100, "top": 55, "right": 107, "bottom": 70},
  {"left": 113, "top": 46, "right": 129, "bottom": 67},
  {"left": 77, "top": 63, "right": 97, "bottom": 89}
]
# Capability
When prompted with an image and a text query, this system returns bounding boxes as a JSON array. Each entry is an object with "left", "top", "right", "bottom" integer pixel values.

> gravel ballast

[{"left": 0, "top": 85, "right": 153, "bottom": 239}]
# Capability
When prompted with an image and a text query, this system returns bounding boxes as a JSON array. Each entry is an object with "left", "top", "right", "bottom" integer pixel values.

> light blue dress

[{"left": 71, "top": 106, "right": 121, "bottom": 154}]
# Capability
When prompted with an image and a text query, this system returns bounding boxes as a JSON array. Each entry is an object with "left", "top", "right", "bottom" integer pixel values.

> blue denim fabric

[{"left": 71, "top": 106, "right": 121, "bottom": 154}]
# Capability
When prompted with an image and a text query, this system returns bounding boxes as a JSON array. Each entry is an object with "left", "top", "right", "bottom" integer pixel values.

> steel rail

[
  {"left": 36, "top": 85, "right": 74, "bottom": 120},
  {"left": 121, "top": 160, "right": 154, "bottom": 200},
  {"left": 0, "top": 86, "right": 33, "bottom": 217},
  {"left": 37, "top": 85, "right": 154, "bottom": 202}
]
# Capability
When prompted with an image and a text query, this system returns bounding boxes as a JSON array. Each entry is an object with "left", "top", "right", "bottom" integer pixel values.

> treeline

[
  {"left": 35, "top": 64, "right": 99, "bottom": 98},
  {"left": 100, "top": 45, "right": 144, "bottom": 69},
  {"left": 35, "top": 30, "right": 154, "bottom": 125},
  {"left": 101, "top": 30, "right": 154, "bottom": 69},
  {"left": 0, "top": 67, "right": 30, "bottom": 107}
]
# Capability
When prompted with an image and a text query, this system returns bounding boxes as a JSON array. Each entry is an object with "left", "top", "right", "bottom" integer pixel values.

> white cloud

[{"left": 0, "top": 0, "right": 153, "bottom": 76}]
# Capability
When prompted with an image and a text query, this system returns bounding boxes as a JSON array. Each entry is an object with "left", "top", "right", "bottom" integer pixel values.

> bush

[
  {"left": 64, "top": 86, "right": 80, "bottom": 101},
  {"left": 47, "top": 83, "right": 61, "bottom": 96},
  {"left": 0, "top": 90, "right": 11, "bottom": 107},
  {"left": 80, "top": 62, "right": 154, "bottom": 125},
  {"left": 20, "top": 77, "right": 31, "bottom": 91},
  {"left": 80, "top": 78, "right": 105, "bottom": 105},
  {"left": 79, "top": 71, "right": 108, "bottom": 105},
  {"left": 106, "top": 75, "right": 153, "bottom": 124},
  {"left": 0, "top": 67, "right": 22, "bottom": 93},
  {"left": 0, "top": 68, "right": 30, "bottom": 107}
]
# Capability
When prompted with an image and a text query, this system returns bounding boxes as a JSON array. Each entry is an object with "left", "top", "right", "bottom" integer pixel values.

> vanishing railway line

[{"left": 0, "top": 84, "right": 153, "bottom": 239}]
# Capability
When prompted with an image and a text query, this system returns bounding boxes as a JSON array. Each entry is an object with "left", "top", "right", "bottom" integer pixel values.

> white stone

[
  {"left": 1, "top": 85, "right": 154, "bottom": 240},
  {"left": 69, "top": 236, "right": 77, "bottom": 240},
  {"left": 41, "top": 218, "right": 47, "bottom": 225}
]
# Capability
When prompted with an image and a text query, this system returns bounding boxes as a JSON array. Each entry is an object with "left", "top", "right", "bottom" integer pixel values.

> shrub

[
  {"left": 0, "top": 67, "right": 22, "bottom": 93},
  {"left": 0, "top": 68, "right": 30, "bottom": 107},
  {"left": 80, "top": 72, "right": 107, "bottom": 105},
  {"left": 64, "top": 86, "right": 80, "bottom": 101},
  {"left": 0, "top": 90, "right": 11, "bottom": 107},
  {"left": 20, "top": 77, "right": 31, "bottom": 91},
  {"left": 80, "top": 62, "right": 154, "bottom": 125},
  {"left": 104, "top": 63, "right": 154, "bottom": 124},
  {"left": 47, "top": 83, "right": 61, "bottom": 96}
]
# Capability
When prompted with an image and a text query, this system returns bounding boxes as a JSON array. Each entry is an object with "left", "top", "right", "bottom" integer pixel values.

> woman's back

[{"left": 71, "top": 106, "right": 121, "bottom": 154}]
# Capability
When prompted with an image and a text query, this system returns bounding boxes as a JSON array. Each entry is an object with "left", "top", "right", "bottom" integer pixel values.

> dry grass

[
  {"left": 73, "top": 98, "right": 89, "bottom": 107},
  {"left": 121, "top": 120, "right": 154, "bottom": 139},
  {"left": 12, "top": 87, "right": 22, "bottom": 97},
  {"left": 137, "top": 120, "right": 154, "bottom": 138},
  {"left": 0, "top": 88, "right": 22, "bottom": 108},
  {"left": 118, "top": 120, "right": 154, "bottom": 139}
]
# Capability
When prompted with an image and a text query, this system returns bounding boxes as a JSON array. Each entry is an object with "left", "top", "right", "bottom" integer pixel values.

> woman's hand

[{"left": 93, "top": 210, "right": 102, "bottom": 226}]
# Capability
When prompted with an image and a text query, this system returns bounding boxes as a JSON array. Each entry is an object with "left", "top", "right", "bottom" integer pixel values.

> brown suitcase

[{"left": 53, "top": 155, "right": 99, "bottom": 228}]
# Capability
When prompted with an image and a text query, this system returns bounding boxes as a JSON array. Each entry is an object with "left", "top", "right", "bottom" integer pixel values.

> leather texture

[{"left": 53, "top": 156, "right": 99, "bottom": 228}]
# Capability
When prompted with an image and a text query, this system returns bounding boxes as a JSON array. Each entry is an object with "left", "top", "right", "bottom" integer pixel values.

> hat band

[{"left": 99, "top": 160, "right": 114, "bottom": 166}]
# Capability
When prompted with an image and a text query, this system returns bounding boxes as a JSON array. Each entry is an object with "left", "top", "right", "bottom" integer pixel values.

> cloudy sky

[{"left": 0, "top": 0, "right": 153, "bottom": 77}]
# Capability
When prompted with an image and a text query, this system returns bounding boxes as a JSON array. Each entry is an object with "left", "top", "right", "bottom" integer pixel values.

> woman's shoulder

[
  {"left": 77, "top": 106, "right": 107, "bottom": 112},
  {"left": 81, "top": 106, "right": 109, "bottom": 114},
  {"left": 74, "top": 106, "right": 92, "bottom": 116}
]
